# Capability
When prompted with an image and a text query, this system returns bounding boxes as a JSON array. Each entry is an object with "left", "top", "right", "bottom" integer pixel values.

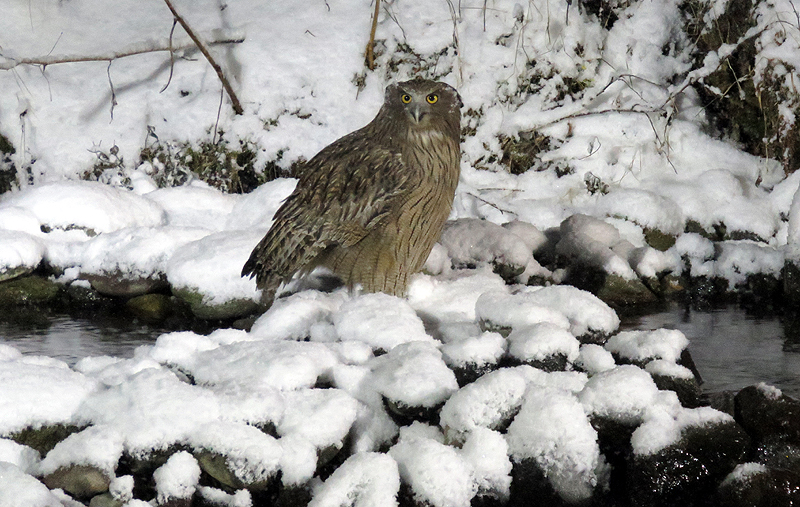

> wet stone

[
  {"left": 0, "top": 275, "right": 61, "bottom": 306},
  {"left": 627, "top": 421, "right": 750, "bottom": 507},
  {"left": 508, "top": 457, "right": 578, "bottom": 507},
  {"left": 735, "top": 385, "right": 800, "bottom": 446},
  {"left": 173, "top": 286, "right": 260, "bottom": 320},
  {"left": 718, "top": 466, "right": 800, "bottom": 507},
  {"left": 8, "top": 423, "right": 85, "bottom": 455},
  {"left": 88, "top": 493, "right": 124, "bottom": 507},
  {"left": 194, "top": 450, "right": 277, "bottom": 491},
  {"left": 650, "top": 372, "right": 702, "bottom": 408},
  {"left": 126, "top": 293, "right": 174, "bottom": 322},
  {"left": 383, "top": 397, "right": 443, "bottom": 427},
  {"left": 84, "top": 271, "right": 168, "bottom": 298},
  {"left": 451, "top": 362, "right": 497, "bottom": 387},
  {"left": 42, "top": 464, "right": 111, "bottom": 499},
  {"left": 0, "top": 265, "right": 34, "bottom": 283}
]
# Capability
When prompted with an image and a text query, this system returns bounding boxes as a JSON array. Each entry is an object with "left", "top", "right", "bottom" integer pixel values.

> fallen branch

[
  {"left": 162, "top": 0, "right": 244, "bottom": 115},
  {"left": 0, "top": 35, "right": 244, "bottom": 71}
]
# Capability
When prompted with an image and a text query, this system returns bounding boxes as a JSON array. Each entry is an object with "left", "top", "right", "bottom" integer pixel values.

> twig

[
  {"left": 162, "top": 0, "right": 244, "bottom": 115},
  {"left": 0, "top": 35, "right": 243, "bottom": 71},
  {"left": 107, "top": 61, "right": 117, "bottom": 121},
  {"left": 365, "top": 0, "right": 381, "bottom": 70},
  {"left": 160, "top": 19, "right": 178, "bottom": 93}
]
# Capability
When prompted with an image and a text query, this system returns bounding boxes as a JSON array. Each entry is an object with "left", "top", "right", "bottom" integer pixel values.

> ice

[
  {"left": 309, "top": 452, "right": 400, "bottom": 507},
  {"left": 506, "top": 386, "right": 608, "bottom": 503}
]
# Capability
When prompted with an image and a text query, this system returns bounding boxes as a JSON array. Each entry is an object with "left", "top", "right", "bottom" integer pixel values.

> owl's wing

[{"left": 241, "top": 141, "right": 411, "bottom": 297}]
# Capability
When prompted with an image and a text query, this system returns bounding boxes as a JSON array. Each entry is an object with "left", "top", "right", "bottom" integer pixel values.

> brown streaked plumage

[{"left": 242, "top": 78, "right": 462, "bottom": 305}]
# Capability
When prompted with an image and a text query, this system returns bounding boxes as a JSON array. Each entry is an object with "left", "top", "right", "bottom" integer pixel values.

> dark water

[
  {"left": 2, "top": 304, "right": 800, "bottom": 398},
  {"left": 0, "top": 309, "right": 168, "bottom": 366},
  {"left": 622, "top": 303, "right": 800, "bottom": 398}
]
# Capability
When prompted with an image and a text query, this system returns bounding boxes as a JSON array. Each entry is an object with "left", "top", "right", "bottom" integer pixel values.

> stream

[{"left": 2, "top": 303, "right": 799, "bottom": 398}]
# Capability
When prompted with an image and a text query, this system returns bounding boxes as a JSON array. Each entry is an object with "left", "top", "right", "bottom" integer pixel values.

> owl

[{"left": 242, "top": 78, "right": 462, "bottom": 306}]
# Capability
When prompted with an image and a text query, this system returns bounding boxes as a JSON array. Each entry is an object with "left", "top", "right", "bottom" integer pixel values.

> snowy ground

[{"left": 1, "top": 0, "right": 800, "bottom": 504}]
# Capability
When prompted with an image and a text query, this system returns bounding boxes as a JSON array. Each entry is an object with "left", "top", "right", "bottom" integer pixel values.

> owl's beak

[{"left": 411, "top": 105, "right": 426, "bottom": 123}]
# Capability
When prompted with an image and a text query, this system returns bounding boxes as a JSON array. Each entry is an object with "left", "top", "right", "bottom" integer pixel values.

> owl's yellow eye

[
  {"left": 401, "top": 94, "right": 412, "bottom": 104},
  {"left": 426, "top": 94, "right": 438, "bottom": 104}
]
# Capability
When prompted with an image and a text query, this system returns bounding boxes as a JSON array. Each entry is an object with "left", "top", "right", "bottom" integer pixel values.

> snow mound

[
  {"left": 439, "top": 367, "right": 529, "bottom": 443},
  {"left": 578, "top": 365, "right": 660, "bottom": 424},
  {"left": 516, "top": 285, "right": 620, "bottom": 337},
  {"left": 370, "top": 342, "right": 458, "bottom": 409},
  {"left": 597, "top": 188, "right": 684, "bottom": 235},
  {"left": 309, "top": 452, "right": 400, "bottom": 507},
  {"left": 145, "top": 184, "right": 237, "bottom": 231},
  {"left": 38, "top": 424, "right": 124, "bottom": 476},
  {"left": 0, "top": 230, "right": 44, "bottom": 274},
  {"left": 389, "top": 434, "right": 476, "bottom": 507},
  {"left": 631, "top": 405, "right": 734, "bottom": 456},
  {"left": 333, "top": 293, "right": 433, "bottom": 351},
  {"left": 153, "top": 451, "right": 202, "bottom": 503},
  {"left": 506, "top": 386, "right": 608, "bottom": 503},
  {"left": 0, "top": 181, "right": 165, "bottom": 234},
  {"left": 0, "top": 462, "right": 62, "bottom": 507},
  {"left": 0, "top": 353, "right": 97, "bottom": 434},
  {"left": 277, "top": 389, "right": 359, "bottom": 450},
  {"left": 166, "top": 229, "right": 262, "bottom": 305},
  {"left": 250, "top": 290, "right": 346, "bottom": 342},
  {"left": 461, "top": 428, "right": 512, "bottom": 500},
  {"left": 476, "top": 290, "right": 571, "bottom": 331},
  {"left": 507, "top": 323, "right": 580, "bottom": 364},
  {"left": 440, "top": 331, "right": 506, "bottom": 369},
  {"left": 407, "top": 268, "right": 508, "bottom": 323},
  {"left": 556, "top": 214, "right": 637, "bottom": 279},
  {"left": 605, "top": 328, "right": 689, "bottom": 363},
  {"left": 575, "top": 344, "right": 617, "bottom": 374}
]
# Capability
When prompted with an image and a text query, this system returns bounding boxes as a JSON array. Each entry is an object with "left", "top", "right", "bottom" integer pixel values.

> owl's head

[{"left": 385, "top": 78, "right": 462, "bottom": 130}]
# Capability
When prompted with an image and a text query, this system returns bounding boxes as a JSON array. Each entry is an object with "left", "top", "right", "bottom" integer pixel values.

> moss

[
  {"left": 0, "top": 276, "right": 62, "bottom": 307},
  {"left": 8, "top": 423, "right": 85, "bottom": 455},
  {"left": 644, "top": 228, "right": 677, "bottom": 251},
  {"left": 499, "top": 130, "right": 553, "bottom": 175}
]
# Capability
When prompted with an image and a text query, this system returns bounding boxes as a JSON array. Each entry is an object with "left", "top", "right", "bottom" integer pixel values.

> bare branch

[
  {"left": 365, "top": 0, "right": 381, "bottom": 70},
  {"left": 107, "top": 61, "right": 117, "bottom": 121},
  {"left": 0, "top": 35, "right": 244, "bottom": 71},
  {"left": 162, "top": 0, "right": 244, "bottom": 115}
]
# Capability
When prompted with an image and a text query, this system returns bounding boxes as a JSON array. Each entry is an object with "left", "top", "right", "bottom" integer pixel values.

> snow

[
  {"left": 389, "top": 433, "right": 477, "bottom": 507},
  {"left": 0, "top": 0, "right": 798, "bottom": 501},
  {"left": 308, "top": 452, "right": 400, "bottom": 507},
  {"left": 578, "top": 365, "right": 661, "bottom": 425},
  {"left": 153, "top": 451, "right": 201, "bottom": 502},
  {"left": 506, "top": 386, "right": 608, "bottom": 503},
  {"left": 605, "top": 328, "right": 689, "bottom": 363}
]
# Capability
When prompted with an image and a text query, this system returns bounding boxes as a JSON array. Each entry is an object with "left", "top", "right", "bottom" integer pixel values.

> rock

[
  {"left": 126, "top": 293, "right": 174, "bottom": 322},
  {"left": 753, "top": 439, "right": 800, "bottom": 472},
  {"left": 194, "top": 450, "right": 278, "bottom": 491},
  {"left": 0, "top": 275, "right": 61, "bottom": 306},
  {"left": 89, "top": 493, "right": 124, "bottom": 507},
  {"left": 644, "top": 228, "right": 677, "bottom": 252},
  {"left": 784, "top": 258, "right": 800, "bottom": 307},
  {"left": 42, "top": 464, "right": 111, "bottom": 499},
  {"left": 172, "top": 286, "right": 261, "bottom": 320},
  {"left": 717, "top": 464, "right": 800, "bottom": 507},
  {"left": 9, "top": 423, "right": 85, "bottom": 455},
  {"left": 64, "top": 282, "right": 116, "bottom": 308},
  {"left": 645, "top": 360, "right": 702, "bottom": 408},
  {"left": 0, "top": 265, "right": 34, "bottom": 283},
  {"left": 449, "top": 362, "right": 498, "bottom": 387},
  {"left": 383, "top": 398, "right": 444, "bottom": 427},
  {"left": 84, "top": 271, "right": 168, "bottom": 297},
  {"left": 735, "top": 384, "right": 800, "bottom": 446},
  {"left": 595, "top": 274, "right": 659, "bottom": 307},
  {"left": 508, "top": 458, "right": 564, "bottom": 506},
  {"left": 627, "top": 421, "right": 750, "bottom": 507}
]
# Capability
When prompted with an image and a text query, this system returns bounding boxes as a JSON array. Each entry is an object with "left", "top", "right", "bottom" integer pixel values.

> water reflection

[
  {"left": 623, "top": 303, "right": 800, "bottom": 398},
  {"left": 0, "top": 309, "right": 166, "bottom": 366}
]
